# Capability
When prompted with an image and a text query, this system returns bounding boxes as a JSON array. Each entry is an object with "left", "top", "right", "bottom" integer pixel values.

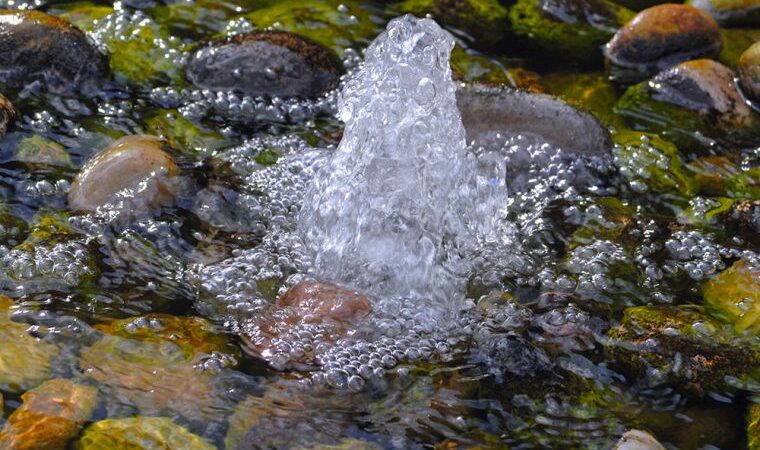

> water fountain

[{"left": 299, "top": 15, "right": 508, "bottom": 306}]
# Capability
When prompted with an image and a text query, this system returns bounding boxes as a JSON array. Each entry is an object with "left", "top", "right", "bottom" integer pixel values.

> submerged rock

[
  {"left": 396, "top": 0, "right": 508, "bottom": 48},
  {"left": 740, "top": 41, "right": 760, "bottom": 102},
  {"left": 74, "top": 417, "right": 215, "bottom": 450},
  {"left": 612, "top": 430, "right": 666, "bottom": 450},
  {"left": 0, "top": 10, "right": 108, "bottom": 93},
  {"left": 605, "top": 305, "right": 759, "bottom": 393},
  {"left": 605, "top": 4, "right": 722, "bottom": 83},
  {"left": 614, "top": 59, "right": 760, "bottom": 152},
  {"left": 242, "top": 0, "right": 381, "bottom": 54},
  {"left": 688, "top": 0, "right": 760, "bottom": 26},
  {"left": 509, "top": 0, "right": 634, "bottom": 63},
  {"left": 186, "top": 31, "right": 344, "bottom": 99},
  {"left": 80, "top": 314, "right": 238, "bottom": 423},
  {"left": 702, "top": 259, "right": 760, "bottom": 335},
  {"left": 456, "top": 84, "right": 611, "bottom": 155},
  {"left": 240, "top": 280, "right": 372, "bottom": 370},
  {"left": 0, "top": 295, "right": 59, "bottom": 393},
  {"left": 0, "top": 379, "right": 98, "bottom": 450},
  {"left": 68, "top": 135, "right": 179, "bottom": 213},
  {"left": 14, "top": 135, "right": 72, "bottom": 168}
]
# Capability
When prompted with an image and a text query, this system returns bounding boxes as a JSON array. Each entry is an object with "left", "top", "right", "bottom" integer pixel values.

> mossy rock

[
  {"left": 718, "top": 28, "right": 760, "bottom": 70},
  {"left": 16, "top": 211, "right": 76, "bottom": 252},
  {"left": 679, "top": 196, "right": 735, "bottom": 227},
  {"left": 243, "top": 0, "right": 382, "bottom": 54},
  {"left": 74, "top": 417, "right": 215, "bottom": 450},
  {"left": 611, "top": 130, "right": 697, "bottom": 196},
  {"left": 14, "top": 135, "right": 73, "bottom": 168},
  {"left": 605, "top": 305, "right": 760, "bottom": 393},
  {"left": 150, "top": 0, "right": 251, "bottom": 37},
  {"left": 52, "top": 2, "right": 115, "bottom": 30},
  {"left": 0, "top": 296, "right": 59, "bottom": 393},
  {"left": 687, "top": 155, "right": 760, "bottom": 200},
  {"left": 702, "top": 259, "right": 760, "bottom": 335},
  {"left": 94, "top": 313, "right": 239, "bottom": 358},
  {"left": 396, "top": 0, "right": 508, "bottom": 48},
  {"left": 0, "top": 378, "right": 98, "bottom": 450},
  {"left": 543, "top": 72, "right": 622, "bottom": 126},
  {"left": 508, "top": 0, "right": 634, "bottom": 64},
  {"left": 750, "top": 401, "right": 760, "bottom": 450},
  {"left": 145, "top": 110, "right": 230, "bottom": 157},
  {"left": 0, "top": 206, "right": 28, "bottom": 246}
]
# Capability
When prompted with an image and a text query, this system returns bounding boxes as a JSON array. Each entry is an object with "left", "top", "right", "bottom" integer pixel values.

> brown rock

[
  {"left": 68, "top": 135, "right": 179, "bottom": 213},
  {"left": 240, "top": 281, "right": 372, "bottom": 370},
  {"left": 606, "top": 4, "right": 722, "bottom": 81}
]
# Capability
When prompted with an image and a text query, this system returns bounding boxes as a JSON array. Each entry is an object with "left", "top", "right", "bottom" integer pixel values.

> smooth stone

[
  {"left": 740, "top": 40, "right": 760, "bottom": 102},
  {"left": 652, "top": 59, "right": 753, "bottom": 128},
  {"left": 240, "top": 280, "right": 372, "bottom": 370},
  {"left": 605, "top": 4, "right": 722, "bottom": 82},
  {"left": 186, "top": 31, "right": 344, "bottom": 99},
  {"left": 689, "top": 0, "right": 760, "bottom": 26},
  {"left": 612, "top": 430, "right": 666, "bottom": 450},
  {"left": 68, "top": 135, "right": 179, "bottom": 213},
  {"left": 0, "top": 10, "right": 108, "bottom": 93},
  {"left": 456, "top": 84, "right": 611, "bottom": 155}
]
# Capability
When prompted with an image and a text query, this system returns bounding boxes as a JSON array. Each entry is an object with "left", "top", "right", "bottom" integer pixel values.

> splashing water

[{"left": 299, "top": 15, "right": 506, "bottom": 305}]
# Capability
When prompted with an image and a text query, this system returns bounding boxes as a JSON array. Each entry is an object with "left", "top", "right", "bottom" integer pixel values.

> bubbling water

[{"left": 298, "top": 15, "right": 507, "bottom": 306}]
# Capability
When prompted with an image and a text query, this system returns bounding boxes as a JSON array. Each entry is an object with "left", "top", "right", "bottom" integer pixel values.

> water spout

[{"left": 299, "top": 15, "right": 507, "bottom": 305}]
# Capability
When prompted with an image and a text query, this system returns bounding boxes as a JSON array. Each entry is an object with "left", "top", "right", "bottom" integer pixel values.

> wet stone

[
  {"left": 0, "top": 379, "right": 98, "bottom": 450},
  {"left": 239, "top": 280, "right": 372, "bottom": 370},
  {"left": 740, "top": 41, "right": 760, "bottom": 102},
  {"left": 0, "top": 10, "right": 108, "bottom": 93},
  {"left": 74, "top": 417, "right": 215, "bottom": 450},
  {"left": 688, "top": 0, "right": 760, "bottom": 26},
  {"left": 702, "top": 259, "right": 760, "bottom": 335},
  {"left": 605, "top": 4, "right": 722, "bottom": 83},
  {"left": 68, "top": 135, "right": 180, "bottom": 214},
  {"left": 186, "top": 31, "right": 344, "bottom": 99}
]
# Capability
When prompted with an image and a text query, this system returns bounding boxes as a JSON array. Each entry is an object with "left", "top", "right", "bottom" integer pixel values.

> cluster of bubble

[
  {"left": 0, "top": 240, "right": 97, "bottom": 290},
  {"left": 151, "top": 85, "right": 340, "bottom": 125},
  {"left": 566, "top": 240, "right": 631, "bottom": 291},
  {"left": 195, "top": 231, "right": 312, "bottom": 320},
  {"left": 663, "top": 230, "right": 736, "bottom": 280},
  {"left": 0, "top": 0, "right": 43, "bottom": 9},
  {"left": 611, "top": 134, "right": 675, "bottom": 193},
  {"left": 211, "top": 134, "right": 311, "bottom": 178}
]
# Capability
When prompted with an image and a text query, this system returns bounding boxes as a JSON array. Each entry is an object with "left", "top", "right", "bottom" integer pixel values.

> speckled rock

[
  {"left": 0, "top": 10, "right": 108, "bottom": 93},
  {"left": 68, "top": 135, "right": 179, "bottom": 213},
  {"left": 740, "top": 40, "right": 760, "bottom": 102},
  {"left": 240, "top": 280, "right": 372, "bottom": 370},
  {"left": 186, "top": 31, "right": 344, "bottom": 99},
  {"left": 688, "top": 0, "right": 760, "bottom": 26},
  {"left": 74, "top": 417, "right": 215, "bottom": 450},
  {"left": 605, "top": 4, "right": 722, "bottom": 83}
]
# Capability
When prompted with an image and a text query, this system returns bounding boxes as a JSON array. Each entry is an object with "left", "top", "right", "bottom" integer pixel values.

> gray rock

[{"left": 186, "top": 31, "right": 344, "bottom": 99}]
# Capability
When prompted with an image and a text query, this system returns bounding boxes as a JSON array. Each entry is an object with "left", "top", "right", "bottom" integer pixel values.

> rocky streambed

[{"left": 0, "top": 1, "right": 755, "bottom": 449}]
